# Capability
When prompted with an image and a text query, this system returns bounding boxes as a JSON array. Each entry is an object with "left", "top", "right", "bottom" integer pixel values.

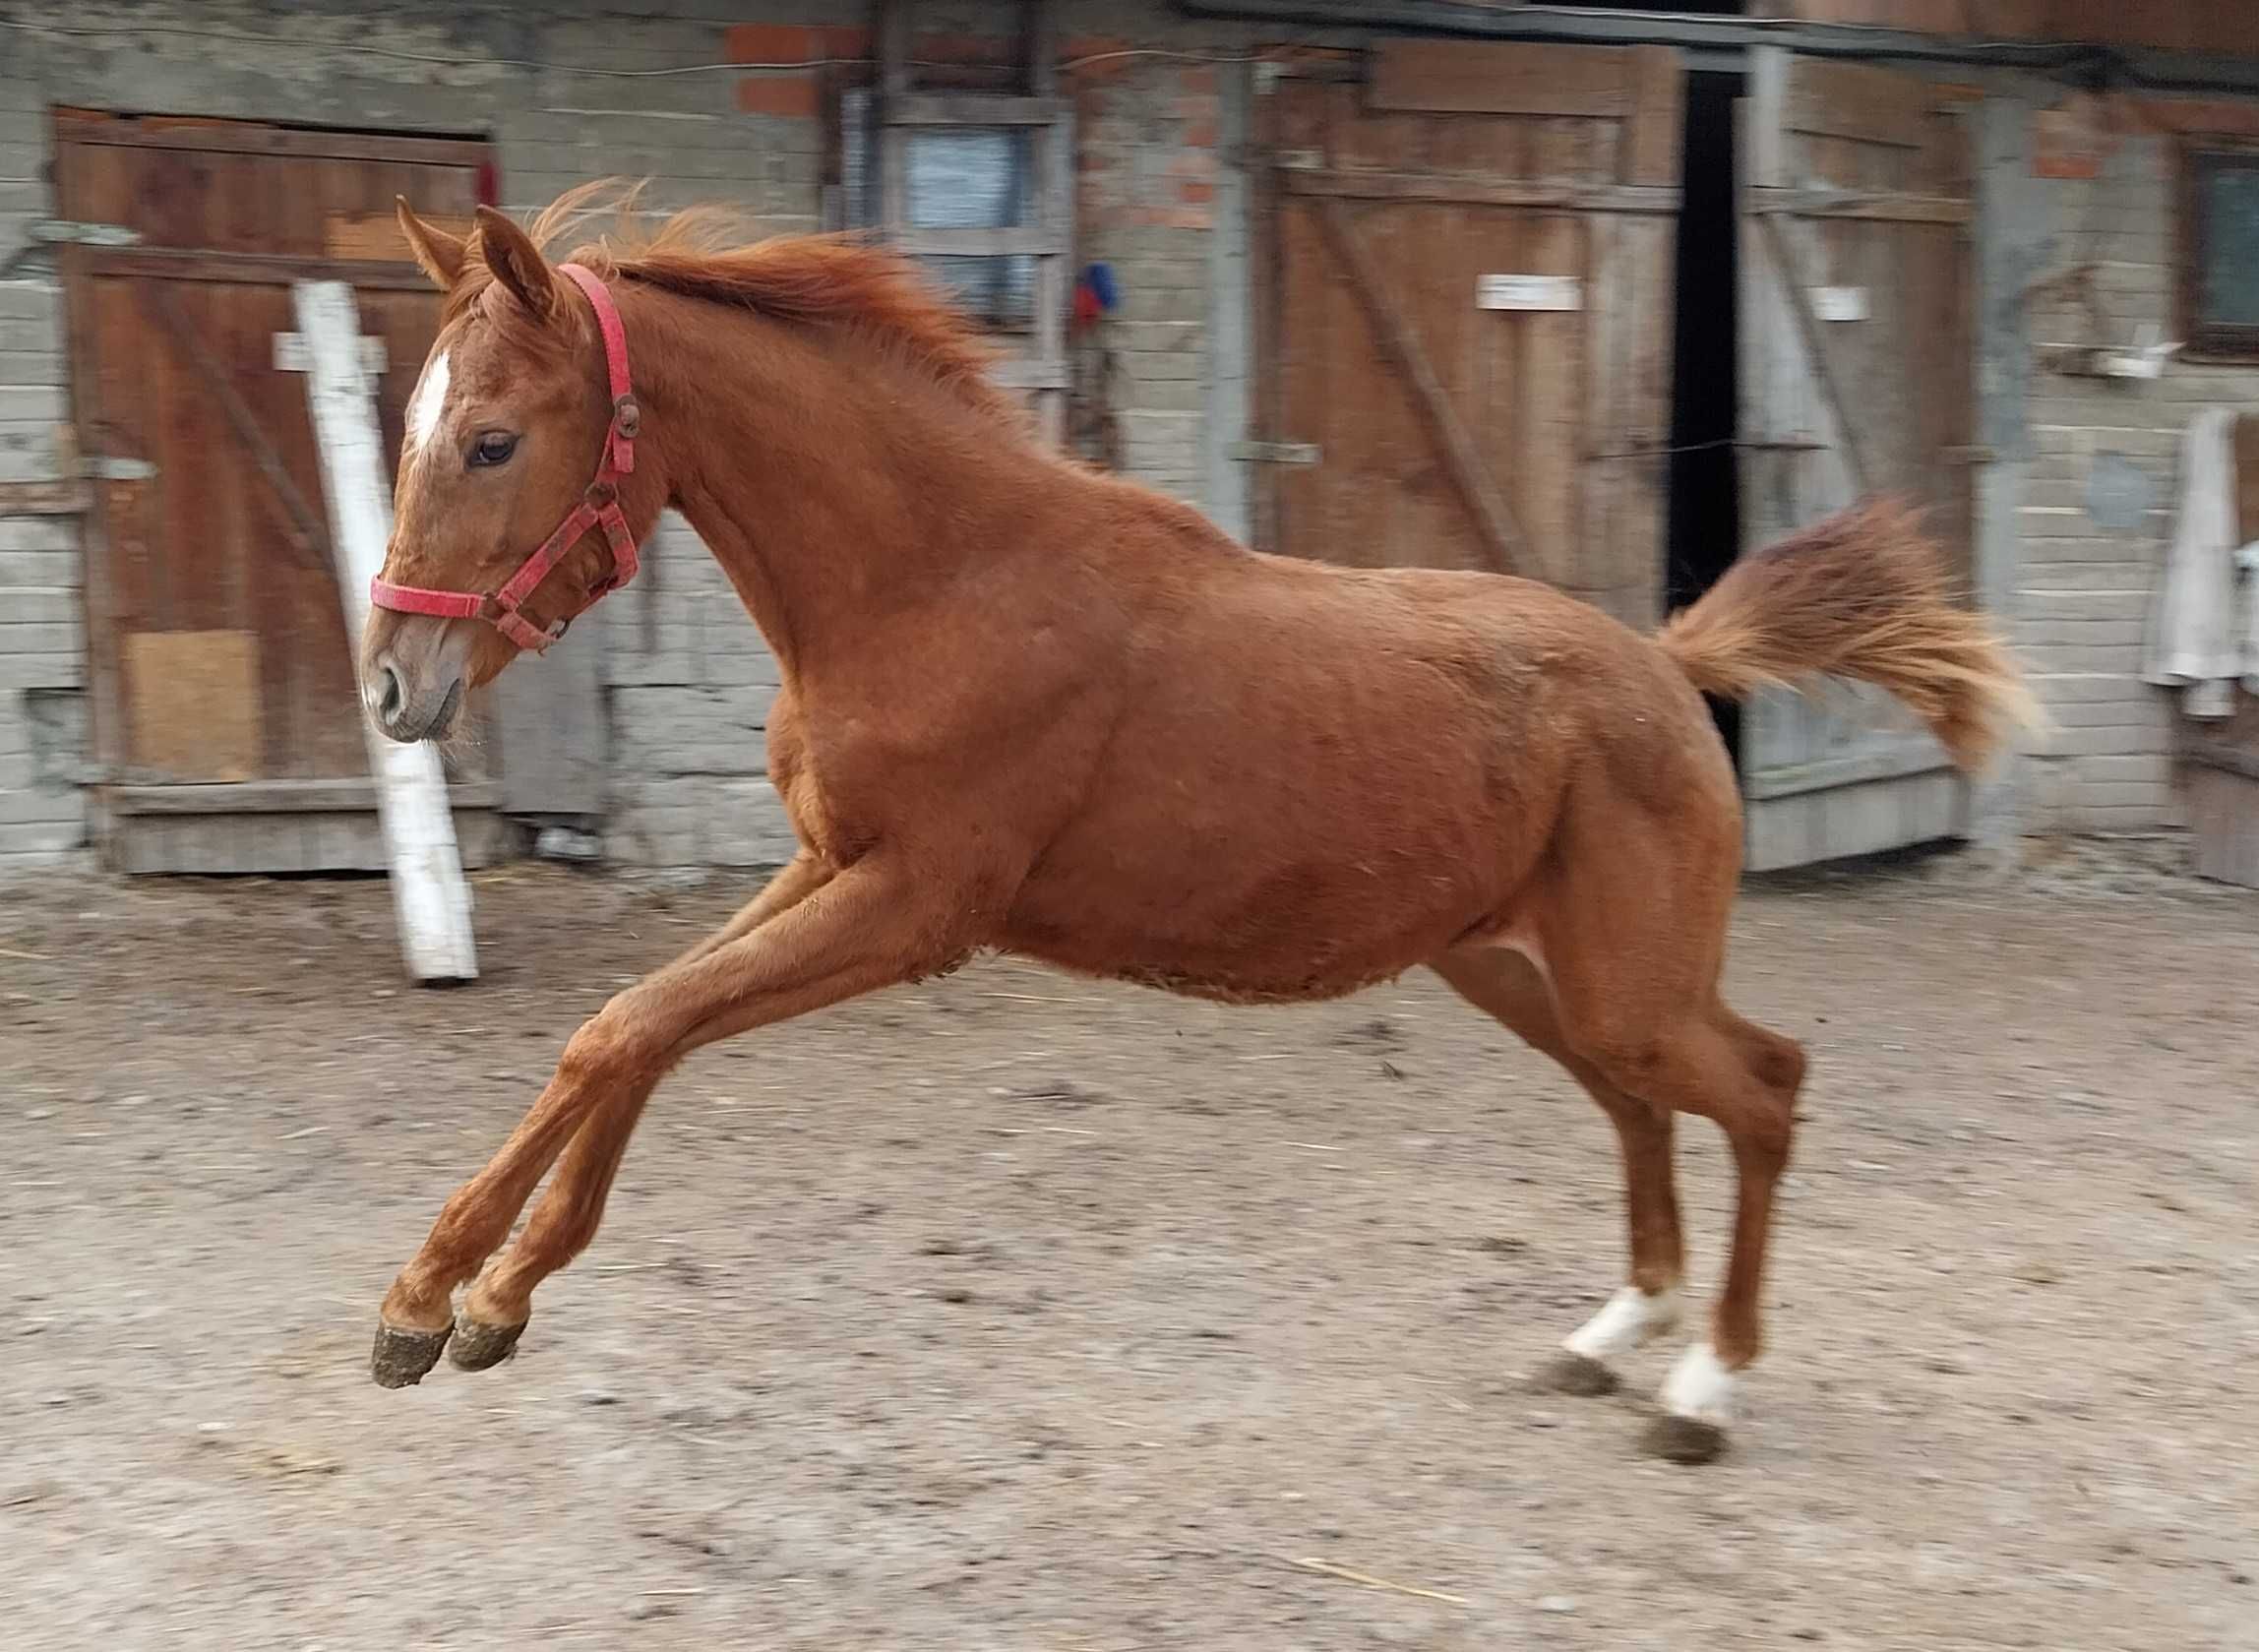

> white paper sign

[
  {"left": 1810, "top": 285, "right": 1869, "bottom": 322},
  {"left": 1477, "top": 275, "right": 1583, "bottom": 312}
]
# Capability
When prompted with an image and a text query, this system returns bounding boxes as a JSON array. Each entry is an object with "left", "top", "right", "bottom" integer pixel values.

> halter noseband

[{"left": 369, "top": 263, "right": 641, "bottom": 653}]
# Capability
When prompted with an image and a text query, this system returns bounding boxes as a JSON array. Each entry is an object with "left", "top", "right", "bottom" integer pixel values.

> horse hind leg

[
  {"left": 1429, "top": 948, "right": 1687, "bottom": 1398},
  {"left": 1514, "top": 770, "right": 1806, "bottom": 1463},
  {"left": 1555, "top": 987, "right": 1803, "bottom": 1464}
]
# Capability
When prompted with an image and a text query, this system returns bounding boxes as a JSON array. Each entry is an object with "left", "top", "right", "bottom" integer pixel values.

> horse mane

[{"left": 456, "top": 181, "right": 1016, "bottom": 423}]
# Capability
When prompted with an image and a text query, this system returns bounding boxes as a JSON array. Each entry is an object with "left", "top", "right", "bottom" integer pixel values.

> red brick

[
  {"left": 1063, "top": 35, "right": 1133, "bottom": 78},
  {"left": 1181, "top": 66, "right": 1217, "bottom": 94},
  {"left": 1179, "top": 178, "right": 1215, "bottom": 206},
  {"left": 725, "top": 23, "right": 813, "bottom": 65},
  {"left": 1182, "top": 118, "right": 1219, "bottom": 150},
  {"left": 819, "top": 25, "right": 875, "bottom": 61},
  {"left": 737, "top": 75, "right": 821, "bottom": 119}
]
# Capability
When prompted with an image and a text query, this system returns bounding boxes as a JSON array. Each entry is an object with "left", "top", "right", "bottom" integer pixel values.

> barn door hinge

[
  {"left": 1230, "top": 440, "right": 1321, "bottom": 465},
  {"left": 29, "top": 219, "right": 140, "bottom": 247}
]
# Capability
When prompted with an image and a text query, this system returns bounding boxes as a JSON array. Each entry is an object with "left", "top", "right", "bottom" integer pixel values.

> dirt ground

[{"left": 1, "top": 850, "right": 2254, "bottom": 1650}]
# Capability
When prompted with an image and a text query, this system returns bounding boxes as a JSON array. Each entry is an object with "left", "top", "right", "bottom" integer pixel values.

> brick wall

[
  {"left": 0, "top": 0, "right": 1252, "bottom": 870},
  {"left": 2013, "top": 108, "right": 2259, "bottom": 832}
]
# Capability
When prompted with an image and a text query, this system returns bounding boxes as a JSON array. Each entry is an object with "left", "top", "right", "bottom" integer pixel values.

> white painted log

[{"left": 288, "top": 280, "right": 478, "bottom": 984}]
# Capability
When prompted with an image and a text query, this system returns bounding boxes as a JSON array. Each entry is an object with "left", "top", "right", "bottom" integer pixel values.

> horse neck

[{"left": 627, "top": 286, "right": 1047, "bottom": 676}]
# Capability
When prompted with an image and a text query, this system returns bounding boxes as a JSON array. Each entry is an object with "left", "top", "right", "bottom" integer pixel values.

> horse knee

[{"left": 559, "top": 1003, "right": 667, "bottom": 1086}]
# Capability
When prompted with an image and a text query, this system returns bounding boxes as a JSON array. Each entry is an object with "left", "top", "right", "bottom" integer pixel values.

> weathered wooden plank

[
  {"left": 1315, "top": 200, "right": 1528, "bottom": 578},
  {"left": 1619, "top": 44, "right": 1684, "bottom": 188},
  {"left": 1749, "top": 187, "right": 1972, "bottom": 223},
  {"left": 1370, "top": 40, "right": 1628, "bottom": 119},
  {"left": 52, "top": 110, "right": 486, "bottom": 168},
  {"left": 1279, "top": 165, "right": 1679, "bottom": 214},
  {"left": 892, "top": 226, "right": 1066, "bottom": 258},
  {"left": 109, "top": 777, "right": 506, "bottom": 815},
  {"left": 290, "top": 280, "right": 478, "bottom": 984},
  {"left": 109, "top": 808, "right": 517, "bottom": 874},
  {"left": 885, "top": 92, "right": 1065, "bottom": 126},
  {"left": 1515, "top": 120, "right": 1588, "bottom": 598},
  {"left": 1786, "top": 58, "right": 1931, "bottom": 150},
  {"left": 80, "top": 246, "right": 441, "bottom": 289}
]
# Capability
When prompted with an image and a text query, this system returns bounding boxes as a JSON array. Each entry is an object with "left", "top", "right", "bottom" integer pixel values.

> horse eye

[{"left": 469, "top": 431, "right": 518, "bottom": 468}]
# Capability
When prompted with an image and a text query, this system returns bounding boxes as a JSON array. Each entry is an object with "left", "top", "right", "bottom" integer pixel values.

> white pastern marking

[
  {"left": 1660, "top": 1342, "right": 1739, "bottom": 1424},
  {"left": 1563, "top": 1285, "right": 1682, "bottom": 1362},
  {"left": 404, "top": 349, "right": 451, "bottom": 459}
]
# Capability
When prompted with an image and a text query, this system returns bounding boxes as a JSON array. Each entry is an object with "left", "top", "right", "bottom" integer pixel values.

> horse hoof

[
  {"left": 449, "top": 1315, "right": 528, "bottom": 1372},
  {"left": 371, "top": 1320, "right": 453, "bottom": 1388},
  {"left": 1642, "top": 1413, "right": 1729, "bottom": 1464},
  {"left": 1531, "top": 1352, "right": 1620, "bottom": 1397}
]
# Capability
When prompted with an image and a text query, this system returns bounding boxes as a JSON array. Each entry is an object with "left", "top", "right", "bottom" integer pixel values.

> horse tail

[{"left": 1653, "top": 497, "right": 2042, "bottom": 771}]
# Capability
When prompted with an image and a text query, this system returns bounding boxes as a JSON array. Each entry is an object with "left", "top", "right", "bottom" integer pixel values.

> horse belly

[{"left": 1000, "top": 769, "right": 1521, "bottom": 1003}]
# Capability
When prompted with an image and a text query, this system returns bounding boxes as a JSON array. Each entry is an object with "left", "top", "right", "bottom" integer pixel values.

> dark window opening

[
  {"left": 1665, "top": 68, "right": 1744, "bottom": 766},
  {"left": 2180, "top": 141, "right": 2259, "bottom": 363},
  {"left": 838, "top": 88, "right": 1037, "bottom": 334}
]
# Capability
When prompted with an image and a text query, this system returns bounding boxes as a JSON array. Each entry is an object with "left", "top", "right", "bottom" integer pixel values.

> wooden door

[
  {"left": 1253, "top": 41, "right": 1683, "bottom": 630},
  {"left": 1736, "top": 50, "right": 1980, "bottom": 870},
  {"left": 52, "top": 113, "right": 529, "bottom": 870}
]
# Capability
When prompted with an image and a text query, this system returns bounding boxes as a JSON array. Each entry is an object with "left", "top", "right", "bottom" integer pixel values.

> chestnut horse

[{"left": 361, "top": 191, "right": 2029, "bottom": 1462}]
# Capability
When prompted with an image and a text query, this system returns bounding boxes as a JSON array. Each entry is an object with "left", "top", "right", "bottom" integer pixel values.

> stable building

[{"left": 2, "top": 1, "right": 2256, "bottom": 879}]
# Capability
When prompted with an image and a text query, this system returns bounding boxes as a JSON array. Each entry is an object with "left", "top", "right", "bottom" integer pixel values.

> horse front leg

[{"left": 370, "top": 855, "right": 975, "bottom": 1386}]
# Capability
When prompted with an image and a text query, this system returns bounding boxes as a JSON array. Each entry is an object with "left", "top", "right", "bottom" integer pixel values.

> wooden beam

[
  {"left": 1028, "top": 0, "right": 1068, "bottom": 450},
  {"left": 108, "top": 777, "right": 506, "bottom": 815},
  {"left": 1314, "top": 201, "right": 1528, "bottom": 578},
  {"left": 878, "top": 0, "right": 911, "bottom": 242},
  {"left": 1753, "top": 210, "right": 1876, "bottom": 498},
  {"left": 893, "top": 226, "right": 1067, "bottom": 258},
  {"left": 288, "top": 281, "right": 479, "bottom": 985},
  {"left": 51, "top": 111, "right": 485, "bottom": 168},
  {"left": 81, "top": 246, "right": 440, "bottom": 289},
  {"left": 1750, "top": 186, "right": 1973, "bottom": 224},
  {"left": 885, "top": 93, "right": 1066, "bottom": 126},
  {"left": 1282, "top": 165, "right": 1679, "bottom": 214},
  {"left": 1370, "top": 39, "right": 1627, "bottom": 118}
]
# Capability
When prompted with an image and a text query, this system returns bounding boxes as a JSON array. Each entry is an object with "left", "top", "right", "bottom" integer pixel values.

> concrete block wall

[
  {"left": 0, "top": 58, "right": 87, "bottom": 861},
  {"left": 2014, "top": 114, "right": 2259, "bottom": 833},
  {"left": 0, "top": 0, "right": 1250, "bottom": 870}
]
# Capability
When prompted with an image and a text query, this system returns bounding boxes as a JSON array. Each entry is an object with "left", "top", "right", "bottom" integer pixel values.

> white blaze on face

[{"left": 404, "top": 349, "right": 452, "bottom": 461}]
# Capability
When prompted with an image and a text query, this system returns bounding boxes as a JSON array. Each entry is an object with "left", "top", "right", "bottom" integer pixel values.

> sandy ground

[{"left": 1, "top": 851, "right": 2255, "bottom": 1650}]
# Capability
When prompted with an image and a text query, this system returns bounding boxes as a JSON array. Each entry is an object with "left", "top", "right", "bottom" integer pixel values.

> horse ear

[
  {"left": 395, "top": 197, "right": 466, "bottom": 290},
  {"left": 473, "top": 204, "right": 559, "bottom": 322}
]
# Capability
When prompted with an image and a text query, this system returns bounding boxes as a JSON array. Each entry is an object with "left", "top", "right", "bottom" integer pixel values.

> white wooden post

[{"left": 286, "top": 280, "right": 478, "bottom": 984}]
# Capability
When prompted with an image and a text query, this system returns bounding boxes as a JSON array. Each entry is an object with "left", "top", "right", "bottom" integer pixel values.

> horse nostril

[{"left": 375, "top": 664, "right": 405, "bottom": 724}]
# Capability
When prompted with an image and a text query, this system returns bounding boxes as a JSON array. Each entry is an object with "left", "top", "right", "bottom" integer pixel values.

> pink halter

[{"left": 370, "top": 263, "right": 641, "bottom": 653}]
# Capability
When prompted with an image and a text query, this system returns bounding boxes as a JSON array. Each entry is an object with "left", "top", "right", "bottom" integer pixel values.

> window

[
  {"left": 839, "top": 88, "right": 1036, "bottom": 332},
  {"left": 2181, "top": 142, "right": 2259, "bottom": 362}
]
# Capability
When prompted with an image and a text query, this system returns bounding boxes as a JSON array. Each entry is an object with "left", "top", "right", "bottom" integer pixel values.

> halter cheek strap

[{"left": 368, "top": 263, "right": 641, "bottom": 653}]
